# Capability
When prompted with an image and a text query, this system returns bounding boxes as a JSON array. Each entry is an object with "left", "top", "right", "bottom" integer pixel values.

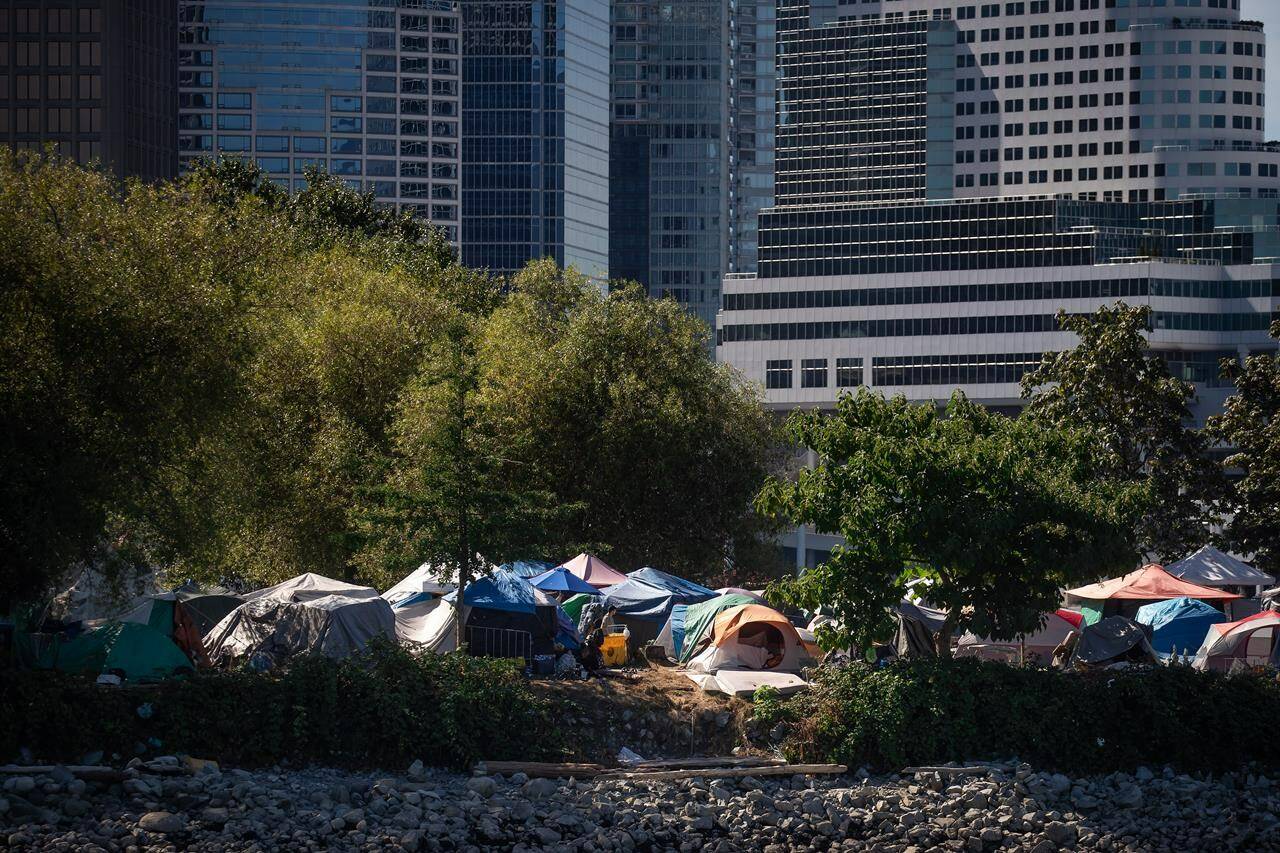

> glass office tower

[
  {"left": 178, "top": 0, "right": 462, "bottom": 245},
  {"left": 609, "top": 0, "right": 775, "bottom": 328},
  {"left": 460, "top": 0, "right": 609, "bottom": 278}
]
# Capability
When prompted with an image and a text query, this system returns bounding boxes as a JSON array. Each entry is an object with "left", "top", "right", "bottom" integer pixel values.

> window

[
  {"left": 836, "top": 358, "right": 863, "bottom": 388},
  {"left": 801, "top": 359, "right": 827, "bottom": 389},
  {"left": 765, "top": 360, "right": 792, "bottom": 390}
]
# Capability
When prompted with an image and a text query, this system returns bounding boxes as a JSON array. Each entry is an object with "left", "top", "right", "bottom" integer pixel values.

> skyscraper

[
  {"left": 719, "top": 0, "right": 1280, "bottom": 568},
  {"left": 460, "top": 0, "right": 609, "bottom": 278},
  {"left": 1, "top": 0, "right": 177, "bottom": 181},
  {"left": 609, "top": 0, "right": 775, "bottom": 327},
  {"left": 178, "top": 0, "right": 462, "bottom": 245}
]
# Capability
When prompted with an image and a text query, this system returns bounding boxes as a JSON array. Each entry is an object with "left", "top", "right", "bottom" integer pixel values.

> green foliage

[
  {"left": 754, "top": 659, "right": 1280, "bottom": 774},
  {"left": 475, "top": 262, "right": 784, "bottom": 584},
  {"left": 1208, "top": 321, "right": 1280, "bottom": 576},
  {"left": 0, "top": 642, "right": 559, "bottom": 770},
  {"left": 757, "top": 389, "right": 1140, "bottom": 654},
  {"left": 1020, "top": 303, "right": 1223, "bottom": 561}
]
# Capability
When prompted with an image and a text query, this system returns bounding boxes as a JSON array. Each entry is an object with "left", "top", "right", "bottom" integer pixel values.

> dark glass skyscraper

[
  {"left": 1, "top": 0, "right": 177, "bottom": 181},
  {"left": 460, "top": 0, "right": 609, "bottom": 277}
]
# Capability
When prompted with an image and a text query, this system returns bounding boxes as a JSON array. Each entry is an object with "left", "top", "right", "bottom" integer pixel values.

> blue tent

[
  {"left": 497, "top": 560, "right": 556, "bottom": 579},
  {"left": 626, "top": 567, "right": 715, "bottom": 604},
  {"left": 529, "top": 567, "right": 600, "bottom": 596},
  {"left": 444, "top": 570, "right": 581, "bottom": 651},
  {"left": 1136, "top": 596, "right": 1226, "bottom": 658}
]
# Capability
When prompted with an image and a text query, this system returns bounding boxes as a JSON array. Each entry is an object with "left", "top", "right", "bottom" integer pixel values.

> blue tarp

[
  {"left": 667, "top": 603, "right": 688, "bottom": 658},
  {"left": 445, "top": 570, "right": 541, "bottom": 614},
  {"left": 626, "top": 567, "right": 715, "bottom": 603},
  {"left": 498, "top": 560, "right": 556, "bottom": 579},
  {"left": 1136, "top": 596, "right": 1226, "bottom": 658},
  {"left": 601, "top": 578, "right": 679, "bottom": 622},
  {"left": 529, "top": 567, "right": 601, "bottom": 596}
]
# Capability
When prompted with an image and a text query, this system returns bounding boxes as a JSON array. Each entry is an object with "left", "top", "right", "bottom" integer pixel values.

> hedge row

[
  {"left": 0, "top": 641, "right": 562, "bottom": 771},
  {"left": 754, "top": 658, "right": 1280, "bottom": 774}
]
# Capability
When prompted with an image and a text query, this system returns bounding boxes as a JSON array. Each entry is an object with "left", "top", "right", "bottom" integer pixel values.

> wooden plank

[
  {"left": 598, "top": 763, "right": 846, "bottom": 782},
  {"left": 0, "top": 765, "right": 124, "bottom": 782},
  {"left": 475, "top": 761, "right": 605, "bottom": 778},
  {"left": 903, "top": 765, "right": 999, "bottom": 776},
  {"left": 631, "top": 756, "right": 785, "bottom": 770}
]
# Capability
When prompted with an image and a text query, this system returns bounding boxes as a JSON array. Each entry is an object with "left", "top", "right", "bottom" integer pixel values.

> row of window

[
  {"left": 723, "top": 277, "right": 1277, "bottom": 312},
  {"left": 765, "top": 357, "right": 865, "bottom": 389},
  {"left": 1, "top": 8, "right": 102, "bottom": 35},
  {"left": 719, "top": 311, "right": 1272, "bottom": 343}
]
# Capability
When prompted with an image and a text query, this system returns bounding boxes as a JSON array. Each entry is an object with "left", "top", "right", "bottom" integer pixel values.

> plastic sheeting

[
  {"left": 382, "top": 563, "right": 455, "bottom": 607},
  {"left": 1167, "top": 545, "right": 1275, "bottom": 588},
  {"left": 1066, "top": 563, "right": 1242, "bottom": 602},
  {"left": 1135, "top": 596, "right": 1226, "bottom": 658},
  {"left": 600, "top": 578, "right": 680, "bottom": 621},
  {"left": 558, "top": 553, "right": 628, "bottom": 588},
  {"left": 1071, "top": 616, "right": 1157, "bottom": 666},
  {"left": 626, "top": 568, "right": 715, "bottom": 603}
]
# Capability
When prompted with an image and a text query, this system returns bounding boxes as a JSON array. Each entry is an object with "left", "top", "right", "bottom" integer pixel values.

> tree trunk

[
  {"left": 934, "top": 609, "right": 958, "bottom": 659},
  {"left": 455, "top": 512, "right": 470, "bottom": 652}
]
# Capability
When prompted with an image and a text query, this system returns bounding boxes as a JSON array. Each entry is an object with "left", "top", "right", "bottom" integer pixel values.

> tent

[
  {"left": 1167, "top": 545, "right": 1274, "bottom": 589},
  {"left": 1192, "top": 610, "right": 1280, "bottom": 671},
  {"left": 658, "top": 593, "right": 757, "bottom": 663},
  {"left": 1070, "top": 616, "right": 1157, "bottom": 667},
  {"left": 39, "top": 622, "right": 194, "bottom": 682},
  {"left": 685, "top": 603, "right": 815, "bottom": 696},
  {"left": 529, "top": 567, "right": 601, "bottom": 596},
  {"left": 497, "top": 560, "right": 556, "bottom": 579},
  {"left": 409, "top": 570, "right": 580, "bottom": 659},
  {"left": 956, "top": 609, "right": 1081, "bottom": 664},
  {"left": 561, "top": 593, "right": 592, "bottom": 625},
  {"left": 382, "top": 563, "right": 455, "bottom": 608},
  {"left": 626, "top": 567, "right": 716, "bottom": 603},
  {"left": 894, "top": 599, "right": 949, "bottom": 658},
  {"left": 558, "top": 553, "right": 627, "bottom": 589},
  {"left": 46, "top": 561, "right": 159, "bottom": 626},
  {"left": 120, "top": 584, "right": 243, "bottom": 667},
  {"left": 205, "top": 574, "right": 395, "bottom": 666},
  {"left": 1064, "top": 563, "right": 1241, "bottom": 624},
  {"left": 1135, "top": 597, "right": 1227, "bottom": 659},
  {"left": 715, "top": 587, "right": 768, "bottom": 603}
]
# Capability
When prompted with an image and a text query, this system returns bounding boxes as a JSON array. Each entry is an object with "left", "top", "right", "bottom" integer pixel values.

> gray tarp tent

[
  {"left": 894, "top": 600, "right": 949, "bottom": 659},
  {"left": 1070, "top": 616, "right": 1157, "bottom": 667},
  {"left": 205, "top": 573, "right": 395, "bottom": 666}
]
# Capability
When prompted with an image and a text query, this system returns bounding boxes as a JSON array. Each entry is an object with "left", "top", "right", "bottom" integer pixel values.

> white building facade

[{"left": 718, "top": 0, "right": 1280, "bottom": 568}]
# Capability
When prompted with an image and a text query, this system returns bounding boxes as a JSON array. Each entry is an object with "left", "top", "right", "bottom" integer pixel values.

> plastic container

[{"left": 601, "top": 632, "right": 629, "bottom": 666}]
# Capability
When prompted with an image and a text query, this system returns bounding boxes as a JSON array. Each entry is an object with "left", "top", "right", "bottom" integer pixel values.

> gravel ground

[{"left": 1, "top": 758, "right": 1276, "bottom": 852}]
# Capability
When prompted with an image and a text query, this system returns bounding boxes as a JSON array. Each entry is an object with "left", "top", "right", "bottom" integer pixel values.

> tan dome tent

[
  {"left": 1192, "top": 611, "right": 1280, "bottom": 671},
  {"left": 685, "top": 603, "right": 815, "bottom": 696}
]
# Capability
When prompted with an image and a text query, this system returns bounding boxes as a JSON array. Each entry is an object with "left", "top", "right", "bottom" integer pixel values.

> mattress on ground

[{"left": 685, "top": 668, "right": 809, "bottom": 698}]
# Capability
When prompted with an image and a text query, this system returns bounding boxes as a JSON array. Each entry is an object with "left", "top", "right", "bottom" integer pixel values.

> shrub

[
  {"left": 0, "top": 642, "right": 561, "bottom": 771},
  {"left": 755, "top": 659, "right": 1280, "bottom": 774}
]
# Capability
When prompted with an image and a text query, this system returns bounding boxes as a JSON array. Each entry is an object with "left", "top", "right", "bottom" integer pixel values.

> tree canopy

[
  {"left": 758, "top": 390, "right": 1142, "bottom": 654},
  {"left": 1020, "top": 303, "right": 1222, "bottom": 561}
]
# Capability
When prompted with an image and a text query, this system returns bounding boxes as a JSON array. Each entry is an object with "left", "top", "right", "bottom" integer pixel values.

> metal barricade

[{"left": 463, "top": 625, "right": 532, "bottom": 666}]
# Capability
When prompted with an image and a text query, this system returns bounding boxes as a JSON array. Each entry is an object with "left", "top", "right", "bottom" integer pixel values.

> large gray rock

[{"left": 138, "top": 810, "right": 187, "bottom": 834}]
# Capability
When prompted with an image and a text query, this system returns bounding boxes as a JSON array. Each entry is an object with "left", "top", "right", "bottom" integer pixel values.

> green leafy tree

[
  {"left": 757, "top": 390, "right": 1141, "bottom": 655},
  {"left": 1208, "top": 323, "right": 1280, "bottom": 576},
  {"left": 474, "top": 261, "right": 784, "bottom": 583},
  {"left": 1020, "top": 303, "right": 1222, "bottom": 561}
]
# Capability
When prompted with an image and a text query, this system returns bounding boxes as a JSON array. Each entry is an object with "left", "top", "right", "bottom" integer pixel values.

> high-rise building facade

[
  {"left": 461, "top": 0, "right": 609, "bottom": 278},
  {"left": 719, "top": 0, "right": 1280, "bottom": 568},
  {"left": 178, "top": 0, "right": 462, "bottom": 244},
  {"left": 1, "top": 0, "right": 177, "bottom": 181},
  {"left": 609, "top": 0, "right": 775, "bottom": 327}
]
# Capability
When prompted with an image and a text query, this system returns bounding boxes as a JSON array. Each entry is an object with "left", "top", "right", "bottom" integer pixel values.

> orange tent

[
  {"left": 1192, "top": 610, "right": 1280, "bottom": 671},
  {"left": 1065, "top": 563, "right": 1240, "bottom": 625}
]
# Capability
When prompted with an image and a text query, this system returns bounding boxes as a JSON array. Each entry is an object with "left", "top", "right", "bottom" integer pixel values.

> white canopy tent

[
  {"left": 382, "top": 563, "right": 456, "bottom": 607},
  {"left": 1167, "top": 545, "right": 1274, "bottom": 589}
]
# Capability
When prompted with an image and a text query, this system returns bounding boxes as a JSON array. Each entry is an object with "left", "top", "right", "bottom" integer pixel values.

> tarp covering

[
  {"left": 562, "top": 593, "right": 592, "bottom": 624},
  {"left": 715, "top": 587, "right": 767, "bottom": 603},
  {"left": 686, "top": 603, "right": 814, "bottom": 677},
  {"left": 655, "top": 603, "right": 688, "bottom": 660},
  {"left": 600, "top": 578, "right": 680, "bottom": 621},
  {"left": 121, "top": 587, "right": 244, "bottom": 637},
  {"left": 894, "top": 599, "right": 950, "bottom": 658},
  {"left": 1167, "top": 545, "right": 1275, "bottom": 588},
  {"left": 382, "top": 563, "right": 455, "bottom": 607},
  {"left": 558, "top": 553, "right": 628, "bottom": 588},
  {"left": 39, "top": 622, "right": 193, "bottom": 682},
  {"left": 1192, "top": 610, "right": 1280, "bottom": 670},
  {"left": 392, "top": 597, "right": 447, "bottom": 646},
  {"left": 1065, "top": 563, "right": 1243, "bottom": 602},
  {"left": 206, "top": 574, "right": 395, "bottom": 665},
  {"left": 529, "top": 567, "right": 601, "bottom": 596},
  {"left": 424, "top": 571, "right": 580, "bottom": 654},
  {"left": 1135, "top": 596, "right": 1226, "bottom": 658},
  {"left": 625, "top": 568, "right": 715, "bottom": 603},
  {"left": 497, "top": 560, "right": 555, "bottom": 579},
  {"left": 673, "top": 594, "right": 758, "bottom": 663},
  {"left": 445, "top": 570, "right": 545, "bottom": 614},
  {"left": 1071, "top": 616, "right": 1157, "bottom": 666},
  {"left": 957, "top": 609, "right": 1080, "bottom": 663},
  {"left": 46, "top": 562, "right": 159, "bottom": 625}
]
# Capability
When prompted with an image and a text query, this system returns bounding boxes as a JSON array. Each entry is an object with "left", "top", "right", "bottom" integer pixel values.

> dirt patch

[{"left": 531, "top": 660, "right": 763, "bottom": 765}]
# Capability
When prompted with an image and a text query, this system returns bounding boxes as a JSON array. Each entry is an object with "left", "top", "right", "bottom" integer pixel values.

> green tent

[
  {"left": 562, "top": 593, "right": 592, "bottom": 624},
  {"left": 39, "top": 622, "right": 194, "bottom": 683},
  {"left": 678, "top": 594, "right": 758, "bottom": 663}
]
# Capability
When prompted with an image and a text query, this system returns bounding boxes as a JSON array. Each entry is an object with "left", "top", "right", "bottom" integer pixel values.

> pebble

[{"left": 0, "top": 759, "right": 1273, "bottom": 851}]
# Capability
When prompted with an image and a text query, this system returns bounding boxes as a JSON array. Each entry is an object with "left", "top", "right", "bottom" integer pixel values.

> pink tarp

[
  {"left": 1066, "top": 563, "right": 1241, "bottom": 602},
  {"left": 559, "top": 553, "right": 628, "bottom": 589}
]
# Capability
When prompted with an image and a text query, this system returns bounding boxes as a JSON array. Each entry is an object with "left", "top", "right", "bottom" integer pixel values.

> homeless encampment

[
  {"left": 956, "top": 609, "right": 1082, "bottom": 664},
  {"left": 894, "top": 599, "right": 949, "bottom": 658},
  {"left": 204, "top": 573, "right": 396, "bottom": 666},
  {"left": 599, "top": 568, "right": 715, "bottom": 646},
  {"left": 401, "top": 570, "right": 579, "bottom": 660},
  {"left": 558, "top": 553, "right": 627, "bottom": 589},
  {"left": 685, "top": 603, "right": 815, "bottom": 696},
  {"left": 382, "top": 563, "right": 456, "bottom": 608},
  {"left": 119, "top": 583, "right": 244, "bottom": 666},
  {"left": 656, "top": 593, "right": 757, "bottom": 662},
  {"left": 1069, "top": 616, "right": 1158, "bottom": 667},
  {"left": 38, "top": 621, "right": 194, "bottom": 682},
  {"left": 1135, "top": 596, "right": 1226, "bottom": 659},
  {"left": 1064, "top": 563, "right": 1241, "bottom": 624},
  {"left": 1192, "top": 610, "right": 1280, "bottom": 671},
  {"left": 1167, "top": 545, "right": 1275, "bottom": 592}
]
